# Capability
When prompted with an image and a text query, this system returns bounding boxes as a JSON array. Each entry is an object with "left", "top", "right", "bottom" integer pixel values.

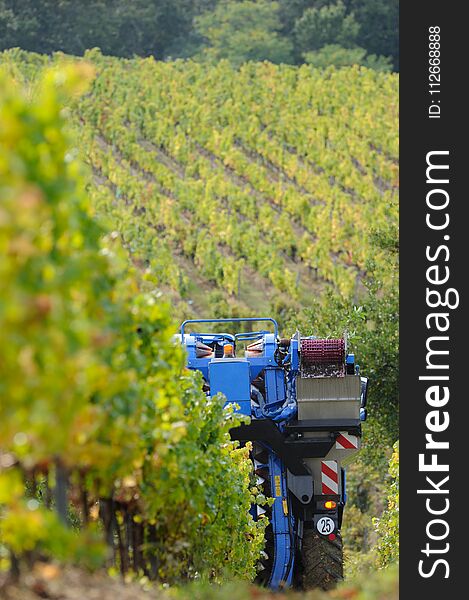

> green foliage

[
  {"left": 0, "top": 0, "right": 199, "bottom": 59},
  {"left": 277, "top": 0, "right": 316, "bottom": 34},
  {"left": 0, "top": 0, "right": 398, "bottom": 70},
  {"left": 0, "top": 61, "right": 109, "bottom": 465},
  {"left": 294, "top": 2, "right": 360, "bottom": 53},
  {"left": 295, "top": 2, "right": 393, "bottom": 72},
  {"left": 374, "top": 441, "right": 399, "bottom": 567},
  {"left": 0, "top": 63, "right": 264, "bottom": 582},
  {"left": 340, "top": 457, "right": 386, "bottom": 577},
  {"left": 349, "top": 0, "right": 399, "bottom": 70},
  {"left": 38, "top": 50, "right": 396, "bottom": 312},
  {"left": 304, "top": 45, "right": 392, "bottom": 72},
  {"left": 340, "top": 442, "right": 399, "bottom": 577},
  {"left": 0, "top": 469, "right": 105, "bottom": 568},
  {"left": 195, "top": 1, "right": 294, "bottom": 66}
]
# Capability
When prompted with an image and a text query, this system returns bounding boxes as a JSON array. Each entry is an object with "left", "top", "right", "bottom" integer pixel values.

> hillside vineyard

[{"left": 5, "top": 49, "right": 398, "bottom": 313}]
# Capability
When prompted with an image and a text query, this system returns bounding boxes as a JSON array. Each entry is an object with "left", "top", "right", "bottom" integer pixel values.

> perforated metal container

[{"left": 296, "top": 375, "right": 361, "bottom": 421}]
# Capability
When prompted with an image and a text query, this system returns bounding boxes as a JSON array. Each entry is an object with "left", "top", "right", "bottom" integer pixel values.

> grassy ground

[{"left": 0, "top": 562, "right": 398, "bottom": 600}]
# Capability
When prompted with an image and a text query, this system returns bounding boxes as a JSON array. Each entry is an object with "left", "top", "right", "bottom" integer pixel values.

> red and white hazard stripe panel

[
  {"left": 335, "top": 432, "right": 359, "bottom": 450},
  {"left": 321, "top": 460, "right": 339, "bottom": 495}
]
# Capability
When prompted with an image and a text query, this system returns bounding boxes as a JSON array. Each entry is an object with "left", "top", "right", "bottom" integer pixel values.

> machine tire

[{"left": 300, "top": 529, "right": 343, "bottom": 590}]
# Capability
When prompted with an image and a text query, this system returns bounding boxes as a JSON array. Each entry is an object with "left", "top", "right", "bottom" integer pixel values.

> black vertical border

[{"left": 400, "top": 2, "right": 467, "bottom": 597}]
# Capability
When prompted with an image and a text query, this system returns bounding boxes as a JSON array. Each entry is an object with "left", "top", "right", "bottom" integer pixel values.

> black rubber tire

[{"left": 299, "top": 529, "right": 343, "bottom": 590}]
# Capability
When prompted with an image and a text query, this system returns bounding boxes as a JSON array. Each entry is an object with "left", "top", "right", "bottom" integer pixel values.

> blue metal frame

[
  {"left": 267, "top": 451, "right": 295, "bottom": 589},
  {"left": 180, "top": 317, "right": 279, "bottom": 341}
]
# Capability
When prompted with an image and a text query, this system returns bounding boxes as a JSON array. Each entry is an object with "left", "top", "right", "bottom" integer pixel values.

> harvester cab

[{"left": 177, "top": 317, "right": 368, "bottom": 590}]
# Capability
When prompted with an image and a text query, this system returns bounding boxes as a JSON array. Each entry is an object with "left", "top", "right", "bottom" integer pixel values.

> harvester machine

[{"left": 177, "top": 318, "right": 368, "bottom": 590}]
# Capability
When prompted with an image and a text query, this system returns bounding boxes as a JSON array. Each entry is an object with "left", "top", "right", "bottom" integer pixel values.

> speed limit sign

[{"left": 316, "top": 516, "right": 335, "bottom": 535}]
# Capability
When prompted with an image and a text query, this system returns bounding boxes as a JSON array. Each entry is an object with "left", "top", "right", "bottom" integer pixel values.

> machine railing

[{"left": 180, "top": 317, "right": 279, "bottom": 342}]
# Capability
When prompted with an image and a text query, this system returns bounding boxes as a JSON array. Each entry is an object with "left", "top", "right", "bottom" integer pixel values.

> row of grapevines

[
  {"left": 0, "top": 51, "right": 268, "bottom": 321},
  {"left": 69, "top": 54, "right": 357, "bottom": 295},
  {"left": 2, "top": 49, "right": 397, "bottom": 305},
  {"left": 0, "top": 61, "right": 265, "bottom": 581},
  {"left": 81, "top": 117, "right": 320, "bottom": 299},
  {"left": 72, "top": 51, "right": 396, "bottom": 294}
]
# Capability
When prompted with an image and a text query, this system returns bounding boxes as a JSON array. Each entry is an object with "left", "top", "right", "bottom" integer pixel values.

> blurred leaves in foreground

[{"left": 0, "top": 62, "right": 263, "bottom": 582}]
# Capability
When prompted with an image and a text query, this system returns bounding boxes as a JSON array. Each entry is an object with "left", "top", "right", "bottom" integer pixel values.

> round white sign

[{"left": 316, "top": 516, "right": 335, "bottom": 535}]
